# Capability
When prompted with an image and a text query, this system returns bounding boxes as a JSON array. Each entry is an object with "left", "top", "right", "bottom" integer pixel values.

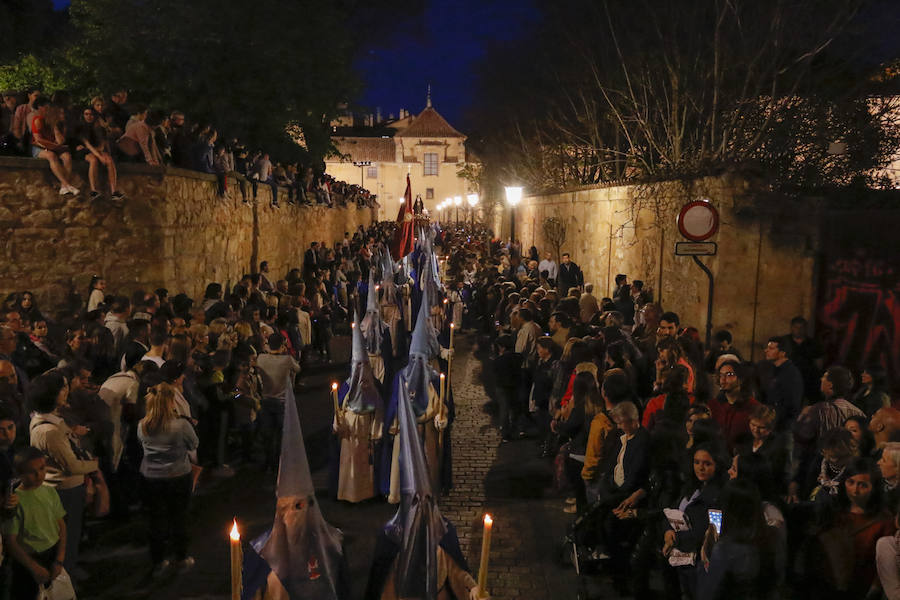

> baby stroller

[{"left": 559, "top": 499, "right": 610, "bottom": 600}]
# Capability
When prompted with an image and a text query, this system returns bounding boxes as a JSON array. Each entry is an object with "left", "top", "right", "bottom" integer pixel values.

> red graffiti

[{"left": 817, "top": 256, "right": 900, "bottom": 396}]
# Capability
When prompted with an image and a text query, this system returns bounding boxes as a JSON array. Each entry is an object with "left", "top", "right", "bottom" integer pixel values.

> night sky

[
  {"left": 51, "top": 0, "right": 539, "bottom": 128},
  {"left": 355, "top": 0, "right": 538, "bottom": 126}
]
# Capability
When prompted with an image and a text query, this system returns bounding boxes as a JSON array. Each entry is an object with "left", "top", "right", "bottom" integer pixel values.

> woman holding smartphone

[{"left": 662, "top": 443, "right": 727, "bottom": 598}]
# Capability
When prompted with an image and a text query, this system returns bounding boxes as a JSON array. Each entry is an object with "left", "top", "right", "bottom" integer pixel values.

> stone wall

[
  {"left": 510, "top": 175, "right": 820, "bottom": 361},
  {"left": 0, "top": 156, "right": 374, "bottom": 309}
]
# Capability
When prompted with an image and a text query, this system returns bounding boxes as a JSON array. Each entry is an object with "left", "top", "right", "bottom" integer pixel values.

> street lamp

[
  {"left": 352, "top": 161, "right": 371, "bottom": 187},
  {"left": 505, "top": 186, "right": 523, "bottom": 242},
  {"left": 467, "top": 193, "right": 479, "bottom": 225},
  {"left": 453, "top": 196, "right": 462, "bottom": 225}
]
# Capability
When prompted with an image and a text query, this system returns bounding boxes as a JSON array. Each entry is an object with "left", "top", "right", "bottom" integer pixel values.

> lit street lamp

[
  {"left": 505, "top": 186, "right": 523, "bottom": 242},
  {"left": 453, "top": 196, "right": 462, "bottom": 225},
  {"left": 467, "top": 193, "right": 479, "bottom": 225}
]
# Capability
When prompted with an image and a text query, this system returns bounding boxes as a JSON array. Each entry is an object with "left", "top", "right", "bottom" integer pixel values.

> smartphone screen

[{"left": 708, "top": 509, "right": 722, "bottom": 535}]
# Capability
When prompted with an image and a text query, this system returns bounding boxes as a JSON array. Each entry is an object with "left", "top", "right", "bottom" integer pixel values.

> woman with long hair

[
  {"left": 86, "top": 276, "right": 105, "bottom": 313},
  {"left": 662, "top": 442, "right": 728, "bottom": 598},
  {"left": 138, "top": 383, "right": 199, "bottom": 577},
  {"left": 854, "top": 365, "right": 892, "bottom": 418},
  {"left": 811, "top": 458, "right": 895, "bottom": 598}
]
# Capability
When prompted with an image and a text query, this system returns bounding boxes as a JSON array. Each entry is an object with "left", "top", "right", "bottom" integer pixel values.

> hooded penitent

[
  {"left": 383, "top": 379, "right": 447, "bottom": 598},
  {"left": 344, "top": 312, "right": 382, "bottom": 414},
  {"left": 405, "top": 281, "right": 440, "bottom": 415},
  {"left": 360, "top": 268, "right": 387, "bottom": 356},
  {"left": 243, "top": 381, "right": 348, "bottom": 600}
]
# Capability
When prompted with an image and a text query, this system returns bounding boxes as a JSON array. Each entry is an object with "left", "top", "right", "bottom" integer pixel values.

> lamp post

[
  {"left": 352, "top": 160, "right": 371, "bottom": 187},
  {"left": 467, "top": 193, "right": 479, "bottom": 226},
  {"left": 505, "top": 186, "right": 523, "bottom": 242},
  {"left": 453, "top": 196, "right": 462, "bottom": 226}
]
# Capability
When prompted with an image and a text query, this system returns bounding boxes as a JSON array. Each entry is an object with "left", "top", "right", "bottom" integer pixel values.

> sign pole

[{"left": 692, "top": 255, "right": 714, "bottom": 349}]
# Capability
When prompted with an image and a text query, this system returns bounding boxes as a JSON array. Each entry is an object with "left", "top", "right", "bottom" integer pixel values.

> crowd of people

[
  {"left": 0, "top": 212, "right": 897, "bottom": 599},
  {"left": 438, "top": 229, "right": 898, "bottom": 600},
  {"left": 0, "top": 221, "right": 410, "bottom": 597},
  {"left": 0, "top": 87, "right": 377, "bottom": 209}
]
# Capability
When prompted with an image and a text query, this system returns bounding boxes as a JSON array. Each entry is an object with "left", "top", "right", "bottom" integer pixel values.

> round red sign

[{"left": 677, "top": 200, "right": 719, "bottom": 242}]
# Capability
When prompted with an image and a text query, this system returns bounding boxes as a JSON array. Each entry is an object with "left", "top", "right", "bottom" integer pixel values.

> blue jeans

[{"left": 57, "top": 484, "right": 85, "bottom": 573}]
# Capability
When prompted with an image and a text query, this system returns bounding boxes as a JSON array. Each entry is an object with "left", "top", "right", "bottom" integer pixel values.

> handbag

[{"left": 36, "top": 567, "right": 77, "bottom": 600}]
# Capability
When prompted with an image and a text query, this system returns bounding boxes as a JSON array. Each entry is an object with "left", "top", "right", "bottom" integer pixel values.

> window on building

[
  {"left": 424, "top": 152, "right": 439, "bottom": 176},
  {"left": 426, "top": 188, "right": 434, "bottom": 199},
  {"left": 366, "top": 165, "right": 378, "bottom": 179}
]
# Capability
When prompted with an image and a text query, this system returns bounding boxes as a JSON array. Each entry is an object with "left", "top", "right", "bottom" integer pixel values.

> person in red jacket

[{"left": 709, "top": 360, "right": 760, "bottom": 452}]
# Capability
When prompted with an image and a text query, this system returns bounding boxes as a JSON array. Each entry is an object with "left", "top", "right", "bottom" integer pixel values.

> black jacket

[
  {"left": 600, "top": 426, "right": 651, "bottom": 496},
  {"left": 558, "top": 262, "right": 584, "bottom": 294}
]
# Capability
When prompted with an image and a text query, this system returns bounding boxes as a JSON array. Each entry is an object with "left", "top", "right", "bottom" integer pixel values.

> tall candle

[
  {"left": 407, "top": 293, "right": 412, "bottom": 330},
  {"left": 230, "top": 519, "right": 242, "bottom": 600},
  {"left": 477, "top": 514, "right": 493, "bottom": 594},
  {"left": 438, "top": 373, "right": 446, "bottom": 418},
  {"left": 331, "top": 382, "right": 340, "bottom": 416},
  {"left": 449, "top": 322, "right": 455, "bottom": 351}
]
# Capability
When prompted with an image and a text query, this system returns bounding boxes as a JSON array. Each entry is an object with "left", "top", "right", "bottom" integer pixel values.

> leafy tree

[
  {"left": 0, "top": 0, "right": 68, "bottom": 64},
  {"left": 61, "top": 0, "right": 363, "bottom": 162}
]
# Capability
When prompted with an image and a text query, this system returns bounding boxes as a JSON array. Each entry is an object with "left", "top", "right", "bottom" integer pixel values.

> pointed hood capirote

[
  {"left": 246, "top": 379, "right": 348, "bottom": 599},
  {"left": 384, "top": 378, "right": 446, "bottom": 598},
  {"left": 360, "top": 267, "right": 386, "bottom": 355},
  {"left": 342, "top": 314, "right": 382, "bottom": 414}
]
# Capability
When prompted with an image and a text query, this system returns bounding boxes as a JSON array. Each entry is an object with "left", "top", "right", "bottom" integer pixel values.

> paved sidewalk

[{"left": 443, "top": 334, "right": 580, "bottom": 600}]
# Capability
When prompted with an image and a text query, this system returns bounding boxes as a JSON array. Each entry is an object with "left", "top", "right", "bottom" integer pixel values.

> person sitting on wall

[{"left": 30, "top": 97, "right": 79, "bottom": 197}]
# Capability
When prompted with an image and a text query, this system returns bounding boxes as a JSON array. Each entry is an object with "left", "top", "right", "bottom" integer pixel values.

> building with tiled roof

[{"left": 326, "top": 93, "right": 477, "bottom": 220}]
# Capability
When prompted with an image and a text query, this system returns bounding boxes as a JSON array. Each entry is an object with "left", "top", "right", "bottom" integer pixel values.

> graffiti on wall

[{"left": 817, "top": 253, "right": 900, "bottom": 395}]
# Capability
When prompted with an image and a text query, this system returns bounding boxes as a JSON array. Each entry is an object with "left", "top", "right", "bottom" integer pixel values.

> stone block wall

[
  {"left": 0, "top": 157, "right": 373, "bottom": 309},
  {"left": 511, "top": 174, "right": 820, "bottom": 361}
]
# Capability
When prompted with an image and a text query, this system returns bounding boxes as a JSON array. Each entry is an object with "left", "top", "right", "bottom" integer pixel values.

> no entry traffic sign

[{"left": 676, "top": 200, "right": 719, "bottom": 241}]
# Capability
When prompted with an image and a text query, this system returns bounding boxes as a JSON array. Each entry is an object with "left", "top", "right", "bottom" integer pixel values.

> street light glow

[
  {"left": 467, "top": 193, "right": 479, "bottom": 207},
  {"left": 453, "top": 196, "right": 462, "bottom": 206},
  {"left": 505, "top": 186, "right": 523, "bottom": 206}
]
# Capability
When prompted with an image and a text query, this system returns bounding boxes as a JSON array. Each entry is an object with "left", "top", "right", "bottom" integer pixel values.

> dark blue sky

[
  {"left": 51, "top": 0, "right": 537, "bottom": 128},
  {"left": 355, "top": 0, "right": 538, "bottom": 126}
]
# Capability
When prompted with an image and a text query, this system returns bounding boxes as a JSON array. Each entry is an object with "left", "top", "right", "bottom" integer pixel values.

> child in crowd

[{"left": 1, "top": 447, "right": 67, "bottom": 599}]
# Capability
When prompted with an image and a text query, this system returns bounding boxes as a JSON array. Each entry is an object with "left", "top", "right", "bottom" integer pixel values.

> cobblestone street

[
  {"left": 444, "top": 334, "right": 579, "bottom": 600},
  {"left": 78, "top": 332, "right": 585, "bottom": 599}
]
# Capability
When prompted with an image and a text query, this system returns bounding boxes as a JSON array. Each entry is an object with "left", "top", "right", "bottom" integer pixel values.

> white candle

[
  {"left": 230, "top": 519, "right": 242, "bottom": 600},
  {"left": 331, "top": 382, "right": 340, "bottom": 416},
  {"left": 477, "top": 514, "right": 493, "bottom": 594}
]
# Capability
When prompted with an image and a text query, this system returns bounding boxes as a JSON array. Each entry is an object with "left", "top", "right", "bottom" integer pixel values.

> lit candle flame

[
  {"left": 331, "top": 382, "right": 338, "bottom": 391},
  {"left": 484, "top": 514, "right": 492, "bottom": 526},
  {"left": 450, "top": 323, "right": 455, "bottom": 329},
  {"left": 440, "top": 373, "right": 446, "bottom": 381},
  {"left": 230, "top": 519, "right": 240, "bottom": 541},
  {"left": 443, "top": 298, "right": 448, "bottom": 304},
  {"left": 351, "top": 322, "right": 356, "bottom": 329}
]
